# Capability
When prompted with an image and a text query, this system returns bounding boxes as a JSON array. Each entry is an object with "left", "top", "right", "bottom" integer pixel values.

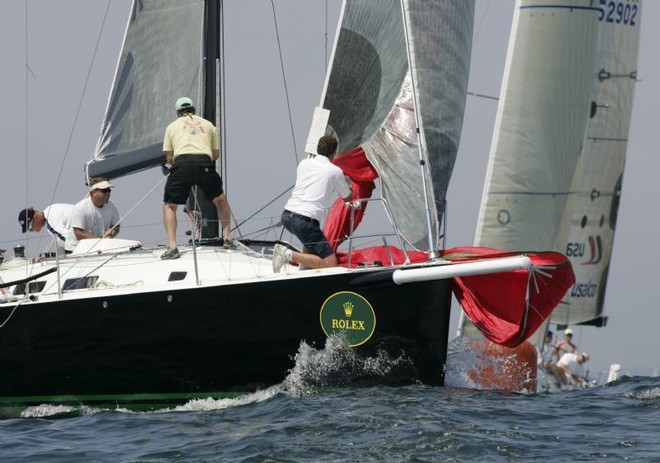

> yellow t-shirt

[{"left": 163, "top": 114, "right": 219, "bottom": 160}]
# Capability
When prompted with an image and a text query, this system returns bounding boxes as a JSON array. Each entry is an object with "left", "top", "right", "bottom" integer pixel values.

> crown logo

[{"left": 343, "top": 301, "right": 354, "bottom": 317}]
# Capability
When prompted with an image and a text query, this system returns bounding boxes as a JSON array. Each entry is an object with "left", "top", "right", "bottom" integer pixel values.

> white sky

[{"left": 1, "top": 0, "right": 657, "bottom": 377}]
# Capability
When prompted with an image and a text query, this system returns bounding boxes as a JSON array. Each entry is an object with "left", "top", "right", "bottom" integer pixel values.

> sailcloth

[
  {"left": 465, "top": 0, "right": 642, "bottom": 343},
  {"left": 551, "top": 1, "right": 642, "bottom": 327},
  {"left": 449, "top": 247, "right": 575, "bottom": 347},
  {"left": 320, "top": 0, "right": 474, "bottom": 252},
  {"left": 465, "top": 1, "right": 600, "bottom": 343},
  {"left": 86, "top": 0, "right": 205, "bottom": 180}
]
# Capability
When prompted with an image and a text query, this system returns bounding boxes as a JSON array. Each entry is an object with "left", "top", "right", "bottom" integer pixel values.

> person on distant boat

[
  {"left": 161, "top": 97, "right": 232, "bottom": 260},
  {"left": 538, "top": 330, "right": 554, "bottom": 372},
  {"left": 272, "top": 135, "right": 352, "bottom": 273},
  {"left": 552, "top": 328, "right": 578, "bottom": 361},
  {"left": 18, "top": 204, "right": 76, "bottom": 255},
  {"left": 554, "top": 352, "right": 590, "bottom": 387},
  {"left": 71, "top": 178, "right": 121, "bottom": 243}
]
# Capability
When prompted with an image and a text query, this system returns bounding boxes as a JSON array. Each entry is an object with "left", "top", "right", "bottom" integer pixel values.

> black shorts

[{"left": 164, "top": 155, "right": 224, "bottom": 204}]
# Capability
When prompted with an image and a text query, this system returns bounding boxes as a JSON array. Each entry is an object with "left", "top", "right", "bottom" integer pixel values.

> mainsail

[
  {"left": 86, "top": 0, "right": 207, "bottom": 180},
  {"left": 321, "top": 0, "right": 474, "bottom": 252}
]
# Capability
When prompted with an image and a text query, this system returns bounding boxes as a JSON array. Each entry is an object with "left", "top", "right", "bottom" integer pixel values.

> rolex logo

[{"left": 343, "top": 301, "right": 354, "bottom": 317}]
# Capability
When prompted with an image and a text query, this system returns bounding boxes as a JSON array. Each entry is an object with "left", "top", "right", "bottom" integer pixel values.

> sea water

[{"left": 1, "top": 340, "right": 658, "bottom": 462}]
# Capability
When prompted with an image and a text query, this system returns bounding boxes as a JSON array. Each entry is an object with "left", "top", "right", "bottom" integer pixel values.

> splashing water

[{"left": 282, "top": 334, "right": 418, "bottom": 396}]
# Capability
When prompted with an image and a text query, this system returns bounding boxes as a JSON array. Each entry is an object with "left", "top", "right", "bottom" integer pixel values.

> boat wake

[
  {"left": 281, "top": 335, "right": 418, "bottom": 395},
  {"left": 20, "top": 404, "right": 100, "bottom": 419},
  {"left": 444, "top": 337, "right": 536, "bottom": 393}
]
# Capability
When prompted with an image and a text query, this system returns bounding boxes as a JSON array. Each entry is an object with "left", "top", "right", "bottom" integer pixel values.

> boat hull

[{"left": 0, "top": 268, "right": 451, "bottom": 410}]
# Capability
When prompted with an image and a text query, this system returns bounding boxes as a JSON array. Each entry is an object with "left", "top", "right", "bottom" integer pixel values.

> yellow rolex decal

[{"left": 320, "top": 291, "right": 376, "bottom": 347}]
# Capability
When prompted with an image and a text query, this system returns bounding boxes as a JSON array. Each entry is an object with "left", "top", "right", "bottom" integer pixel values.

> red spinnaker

[
  {"left": 323, "top": 148, "right": 378, "bottom": 250},
  {"left": 445, "top": 246, "right": 575, "bottom": 347},
  {"left": 337, "top": 245, "right": 575, "bottom": 348}
]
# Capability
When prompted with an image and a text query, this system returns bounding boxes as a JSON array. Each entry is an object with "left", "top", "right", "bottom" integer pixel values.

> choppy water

[{"left": 1, "top": 340, "right": 659, "bottom": 462}]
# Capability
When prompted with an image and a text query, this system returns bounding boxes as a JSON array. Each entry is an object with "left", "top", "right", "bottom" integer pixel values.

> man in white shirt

[
  {"left": 71, "top": 178, "right": 121, "bottom": 243},
  {"left": 272, "top": 135, "right": 352, "bottom": 272},
  {"left": 554, "top": 352, "right": 590, "bottom": 387},
  {"left": 18, "top": 204, "right": 76, "bottom": 254}
]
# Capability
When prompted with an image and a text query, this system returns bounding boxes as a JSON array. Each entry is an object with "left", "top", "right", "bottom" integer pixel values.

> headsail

[
  {"left": 475, "top": 1, "right": 600, "bottom": 253},
  {"left": 460, "top": 1, "right": 601, "bottom": 341},
  {"left": 465, "top": 0, "right": 641, "bottom": 342},
  {"left": 321, "top": 0, "right": 474, "bottom": 252},
  {"left": 551, "top": 1, "right": 642, "bottom": 327},
  {"left": 86, "top": 0, "right": 206, "bottom": 180}
]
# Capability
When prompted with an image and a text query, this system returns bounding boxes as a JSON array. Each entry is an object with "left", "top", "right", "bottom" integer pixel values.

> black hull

[{"left": 0, "top": 270, "right": 451, "bottom": 411}]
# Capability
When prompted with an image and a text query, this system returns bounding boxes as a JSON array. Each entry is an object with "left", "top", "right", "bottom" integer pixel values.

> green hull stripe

[{"left": 0, "top": 391, "right": 246, "bottom": 409}]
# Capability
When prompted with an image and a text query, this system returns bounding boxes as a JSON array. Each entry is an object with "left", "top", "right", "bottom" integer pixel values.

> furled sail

[
  {"left": 321, "top": 0, "right": 474, "bottom": 252},
  {"left": 551, "top": 1, "right": 642, "bottom": 327},
  {"left": 86, "top": 0, "right": 205, "bottom": 180}
]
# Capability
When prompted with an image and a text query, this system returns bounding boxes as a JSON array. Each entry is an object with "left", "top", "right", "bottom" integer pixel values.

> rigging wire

[
  {"left": 233, "top": 185, "right": 293, "bottom": 232},
  {"left": 23, "top": 0, "right": 29, "bottom": 253},
  {"left": 269, "top": 0, "right": 299, "bottom": 165},
  {"left": 466, "top": 0, "right": 499, "bottom": 102},
  {"left": 48, "top": 1, "right": 112, "bottom": 207}
]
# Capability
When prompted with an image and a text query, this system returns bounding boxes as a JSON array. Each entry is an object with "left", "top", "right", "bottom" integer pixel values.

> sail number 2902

[{"left": 599, "top": 0, "right": 639, "bottom": 26}]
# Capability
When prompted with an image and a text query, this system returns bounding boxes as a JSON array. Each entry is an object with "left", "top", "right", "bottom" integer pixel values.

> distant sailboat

[{"left": 458, "top": 0, "right": 642, "bottom": 389}]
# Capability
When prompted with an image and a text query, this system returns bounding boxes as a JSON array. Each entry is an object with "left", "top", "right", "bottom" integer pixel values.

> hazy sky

[{"left": 1, "top": 0, "right": 657, "bottom": 378}]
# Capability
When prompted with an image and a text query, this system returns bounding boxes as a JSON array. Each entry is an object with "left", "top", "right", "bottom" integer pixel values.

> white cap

[
  {"left": 564, "top": 328, "right": 574, "bottom": 336},
  {"left": 90, "top": 180, "right": 114, "bottom": 191},
  {"left": 175, "top": 97, "right": 194, "bottom": 111}
]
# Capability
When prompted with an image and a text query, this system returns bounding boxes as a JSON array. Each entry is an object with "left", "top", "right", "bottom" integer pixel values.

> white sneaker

[
  {"left": 272, "top": 244, "right": 288, "bottom": 273},
  {"left": 0, "top": 293, "right": 18, "bottom": 304}
]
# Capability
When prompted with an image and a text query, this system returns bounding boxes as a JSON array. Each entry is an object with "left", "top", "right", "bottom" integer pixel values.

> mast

[{"left": 187, "top": 0, "right": 223, "bottom": 239}]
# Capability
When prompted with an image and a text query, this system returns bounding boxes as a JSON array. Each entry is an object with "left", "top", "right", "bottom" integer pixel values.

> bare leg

[
  {"left": 163, "top": 203, "right": 178, "bottom": 249},
  {"left": 291, "top": 251, "right": 338, "bottom": 269},
  {"left": 212, "top": 193, "right": 232, "bottom": 240}
]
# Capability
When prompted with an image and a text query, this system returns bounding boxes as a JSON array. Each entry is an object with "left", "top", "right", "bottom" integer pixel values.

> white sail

[
  {"left": 461, "top": 0, "right": 601, "bottom": 341},
  {"left": 465, "top": 1, "right": 641, "bottom": 345},
  {"left": 552, "top": 1, "right": 642, "bottom": 326},
  {"left": 475, "top": 0, "right": 600, "bottom": 252}
]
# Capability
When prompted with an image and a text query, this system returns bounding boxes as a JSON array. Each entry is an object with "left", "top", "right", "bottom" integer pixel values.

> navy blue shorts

[
  {"left": 164, "top": 155, "right": 224, "bottom": 204},
  {"left": 281, "top": 210, "right": 334, "bottom": 258}
]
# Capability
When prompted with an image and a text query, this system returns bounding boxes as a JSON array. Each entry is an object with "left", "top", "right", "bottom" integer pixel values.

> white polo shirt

[{"left": 285, "top": 155, "right": 351, "bottom": 223}]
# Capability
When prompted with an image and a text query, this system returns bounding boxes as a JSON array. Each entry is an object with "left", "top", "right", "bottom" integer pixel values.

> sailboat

[
  {"left": 0, "top": 0, "right": 574, "bottom": 413},
  {"left": 458, "top": 0, "right": 642, "bottom": 389}
]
